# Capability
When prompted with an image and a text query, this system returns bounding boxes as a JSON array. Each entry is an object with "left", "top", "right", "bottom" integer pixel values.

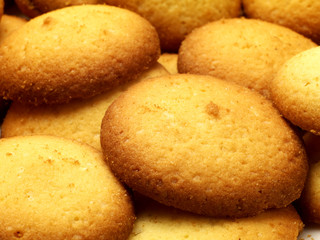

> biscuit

[
  {"left": 0, "top": 0, "right": 3, "bottom": 20},
  {"left": 299, "top": 160, "right": 320, "bottom": 224},
  {"left": 100, "top": 74, "right": 308, "bottom": 218},
  {"left": 271, "top": 46, "right": 320, "bottom": 135},
  {"left": 14, "top": 0, "right": 100, "bottom": 18},
  {"left": 0, "top": 4, "right": 160, "bottom": 105},
  {"left": 102, "top": 0, "right": 241, "bottom": 52},
  {"left": 1, "top": 63, "right": 168, "bottom": 151},
  {"left": 129, "top": 195, "right": 303, "bottom": 240},
  {"left": 158, "top": 53, "right": 178, "bottom": 74},
  {"left": 178, "top": 18, "right": 316, "bottom": 98},
  {"left": 242, "top": 0, "right": 320, "bottom": 45},
  {"left": 0, "top": 135, "right": 135, "bottom": 240},
  {"left": 0, "top": 14, "right": 27, "bottom": 42}
]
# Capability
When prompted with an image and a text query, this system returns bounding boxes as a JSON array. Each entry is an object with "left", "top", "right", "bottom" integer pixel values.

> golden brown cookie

[
  {"left": 271, "top": 46, "right": 320, "bottom": 135},
  {"left": 0, "top": 0, "right": 3, "bottom": 20},
  {"left": 102, "top": 0, "right": 241, "bottom": 52},
  {"left": 0, "top": 14, "right": 27, "bottom": 42},
  {"left": 100, "top": 74, "right": 308, "bottom": 218},
  {"left": 14, "top": 0, "right": 100, "bottom": 18},
  {"left": 130, "top": 195, "right": 303, "bottom": 240},
  {"left": 178, "top": 18, "right": 316, "bottom": 99},
  {"left": 0, "top": 135, "right": 135, "bottom": 240},
  {"left": 0, "top": 4, "right": 160, "bottom": 105},
  {"left": 243, "top": 0, "right": 320, "bottom": 45},
  {"left": 1, "top": 63, "right": 168, "bottom": 151},
  {"left": 158, "top": 53, "right": 178, "bottom": 74}
]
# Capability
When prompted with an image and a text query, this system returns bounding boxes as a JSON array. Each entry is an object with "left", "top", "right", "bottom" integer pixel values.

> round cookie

[
  {"left": 0, "top": 14, "right": 27, "bottom": 42},
  {"left": 158, "top": 53, "right": 178, "bottom": 74},
  {"left": 14, "top": 0, "right": 100, "bottom": 18},
  {"left": 0, "top": 135, "right": 135, "bottom": 240},
  {"left": 130, "top": 195, "right": 303, "bottom": 240},
  {"left": 242, "top": 0, "right": 320, "bottom": 45},
  {"left": 271, "top": 46, "right": 320, "bottom": 135},
  {"left": 1, "top": 63, "right": 168, "bottom": 151},
  {"left": 102, "top": 0, "right": 241, "bottom": 52},
  {"left": 100, "top": 74, "right": 308, "bottom": 218},
  {"left": 178, "top": 18, "right": 316, "bottom": 99},
  {"left": 0, "top": 4, "right": 160, "bottom": 105}
]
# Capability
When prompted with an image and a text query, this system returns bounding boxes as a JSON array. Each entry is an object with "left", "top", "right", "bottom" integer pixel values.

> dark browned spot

[{"left": 206, "top": 101, "right": 219, "bottom": 117}]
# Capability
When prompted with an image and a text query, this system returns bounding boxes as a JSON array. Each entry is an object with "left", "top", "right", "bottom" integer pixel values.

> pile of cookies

[{"left": 0, "top": 0, "right": 319, "bottom": 239}]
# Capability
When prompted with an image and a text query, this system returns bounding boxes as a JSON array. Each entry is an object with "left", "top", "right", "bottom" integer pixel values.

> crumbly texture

[
  {"left": 0, "top": 14, "right": 27, "bottom": 43},
  {"left": 129, "top": 195, "right": 303, "bottom": 240},
  {"left": 178, "top": 18, "right": 316, "bottom": 99},
  {"left": 243, "top": 0, "right": 320, "bottom": 44},
  {"left": 102, "top": 0, "right": 241, "bottom": 52},
  {"left": 1, "top": 63, "right": 168, "bottom": 151},
  {"left": 271, "top": 46, "right": 320, "bottom": 135},
  {"left": 158, "top": 53, "right": 178, "bottom": 74},
  {"left": 0, "top": 135, "right": 135, "bottom": 240},
  {"left": 15, "top": 0, "right": 100, "bottom": 18},
  {"left": 299, "top": 160, "right": 320, "bottom": 224},
  {"left": 100, "top": 74, "right": 308, "bottom": 218},
  {"left": 0, "top": 4, "right": 160, "bottom": 105}
]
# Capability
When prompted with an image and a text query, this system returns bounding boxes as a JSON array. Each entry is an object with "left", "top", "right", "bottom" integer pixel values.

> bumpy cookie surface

[
  {"left": 178, "top": 18, "right": 316, "bottom": 98},
  {"left": 100, "top": 74, "right": 308, "bottom": 218},
  {"left": 15, "top": 0, "right": 100, "bottom": 17},
  {"left": 102, "top": 0, "right": 241, "bottom": 52},
  {"left": 129, "top": 195, "right": 303, "bottom": 240},
  {"left": 271, "top": 46, "right": 320, "bottom": 135},
  {"left": 243, "top": 0, "right": 320, "bottom": 45},
  {"left": 0, "top": 135, "right": 135, "bottom": 240},
  {"left": 0, "top": 4, "right": 160, "bottom": 105},
  {"left": 1, "top": 63, "right": 168, "bottom": 151}
]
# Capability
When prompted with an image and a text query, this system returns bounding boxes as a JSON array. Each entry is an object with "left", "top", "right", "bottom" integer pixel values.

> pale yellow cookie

[
  {"left": 100, "top": 74, "right": 308, "bottom": 218},
  {"left": 1, "top": 63, "right": 168, "bottom": 151},
  {"left": 0, "top": 135, "right": 135, "bottom": 240},
  {"left": 0, "top": 4, "right": 160, "bottom": 105},
  {"left": 271, "top": 46, "right": 320, "bottom": 135},
  {"left": 102, "top": 0, "right": 241, "bottom": 52},
  {"left": 0, "top": 14, "right": 27, "bottom": 42},
  {"left": 129, "top": 195, "right": 303, "bottom": 240},
  {"left": 158, "top": 53, "right": 178, "bottom": 74},
  {"left": 243, "top": 0, "right": 320, "bottom": 44},
  {"left": 178, "top": 18, "right": 316, "bottom": 98}
]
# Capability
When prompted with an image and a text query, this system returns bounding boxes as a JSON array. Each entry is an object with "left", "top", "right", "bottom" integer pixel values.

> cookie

[
  {"left": 100, "top": 74, "right": 308, "bottom": 218},
  {"left": 0, "top": 135, "right": 135, "bottom": 240},
  {"left": 271, "top": 46, "right": 320, "bottom": 135},
  {"left": 158, "top": 53, "right": 178, "bottom": 74},
  {"left": 0, "top": 4, "right": 160, "bottom": 105},
  {"left": 299, "top": 159, "right": 320, "bottom": 224},
  {"left": 0, "top": 14, "right": 27, "bottom": 42},
  {"left": 242, "top": 0, "right": 320, "bottom": 45},
  {"left": 102, "top": 0, "right": 241, "bottom": 52},
  {"left": 178, "top": 18, "right": 316, "bottom": 98},
  {"left": 130, "top": 195, "right": 303, "bottom": 240},
  {"left": 1, "top": 63, "right": 168, "bottom": 151},
  {"left": 14, "top": 0, "right": 100, "bottom": 18},
  {"left": 0, "top": 0, "right": 3, "bottom": 20}
]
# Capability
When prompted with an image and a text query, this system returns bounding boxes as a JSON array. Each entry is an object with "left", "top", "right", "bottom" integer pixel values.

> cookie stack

[{"left": 0, "top": 1, "right": 319, "bottom": 239}]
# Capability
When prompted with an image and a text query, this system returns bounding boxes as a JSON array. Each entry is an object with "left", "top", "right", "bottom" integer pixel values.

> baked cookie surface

[
  {"left": 158, "top": 53, "right": 178, "bottom": 74},
  {"left": 15, "top": 0, "right": 100, "bottom": 18},
  {"left": 0, "top": 4, "right": 160, "bottom": 105},
  {"left": 102, "top": 0, "right": 241, "bottom": 52},
  {"left": 100, "top": 74, "right": 308, "bottom": 218},
  {"left": 0, "top": 135, "right": 135, "bottom": 240},
  {"left": 178, "top": 18, "right": 316, "bottom": 98},
  {"left": 243, "top": 0, "right": 320, "bottom": 45},
  {"left": 1, "top": 63, "right": 168, "bottom": 151},
  {"left": 0, "top": 14, "right": 27, "bottom": 42},
  {"left": 271, "top": 46, "right": 320, "bottom": 135},
  {"left": 129, "top": 195, "right": 303, "bottom": 240}
]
